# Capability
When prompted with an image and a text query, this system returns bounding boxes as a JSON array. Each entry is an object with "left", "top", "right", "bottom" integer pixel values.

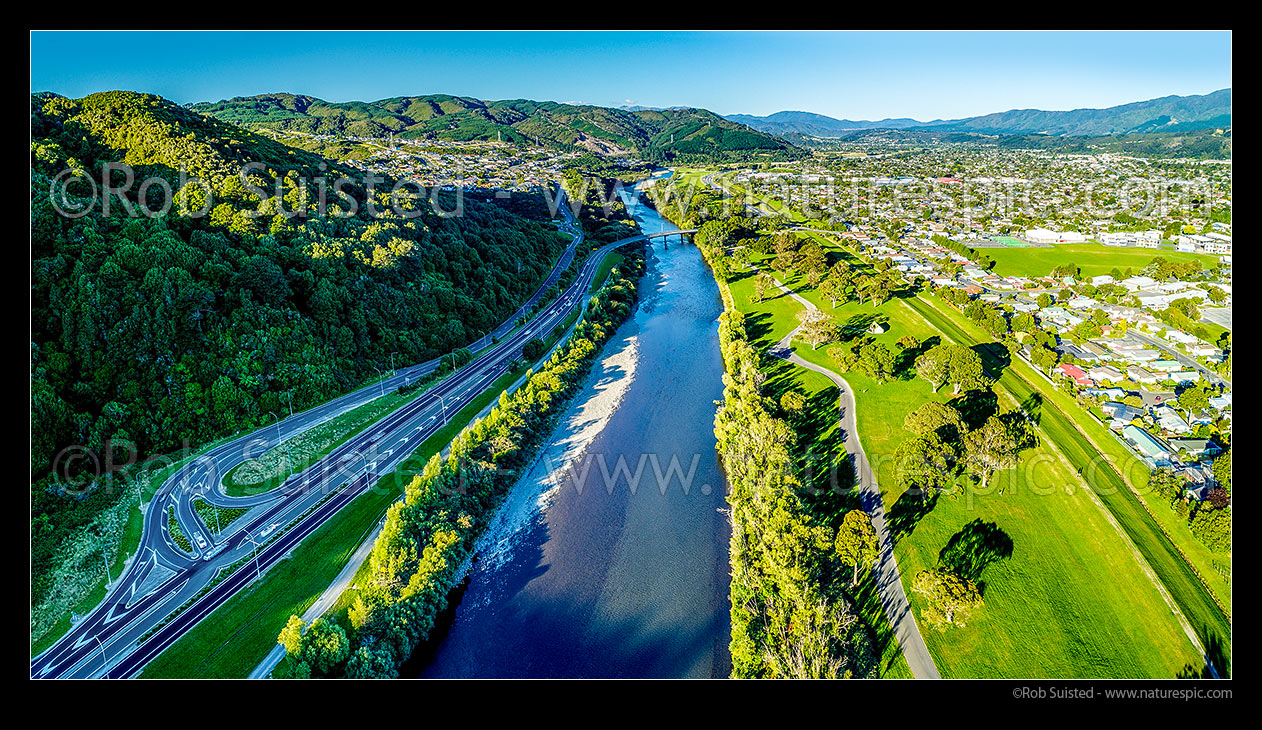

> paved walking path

[{"left": 755, "top": 266, "right": 941, "bottom": 679}]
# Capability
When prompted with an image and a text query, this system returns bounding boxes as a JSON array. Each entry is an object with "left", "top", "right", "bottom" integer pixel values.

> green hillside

[
  {"left": 190, "top": 93, "right": 803, "bottom": 163},
  {"left": 30, "top": 90, "right": 571, "bottom": 632}
]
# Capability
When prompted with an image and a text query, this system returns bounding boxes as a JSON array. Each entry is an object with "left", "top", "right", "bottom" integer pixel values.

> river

[{"left": 407, "top": 171, "right": 732, "bottom": 678}]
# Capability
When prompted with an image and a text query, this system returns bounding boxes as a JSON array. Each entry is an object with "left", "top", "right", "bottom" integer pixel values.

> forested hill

[
  {"left": 730, "top": 88, "right": 1232, "bottom": 138},
  {"left": 30, "top": 91, "right": 570, "bottom": 597},
  {"left": 190, "top": 93, "right": 803, "bottom": 163}
]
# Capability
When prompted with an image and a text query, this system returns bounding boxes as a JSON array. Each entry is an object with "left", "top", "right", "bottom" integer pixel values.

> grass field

[
  {"left": 984, "top": 242, "right": 1219, "bottom": 279},
  {"left": 724, "top": 236, "right": 1210, "bottom": 677}
]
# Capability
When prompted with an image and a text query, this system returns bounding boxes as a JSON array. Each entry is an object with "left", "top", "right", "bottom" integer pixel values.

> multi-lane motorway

[{"left": 33, "top": 191, "right": 687, "bottom": 678}]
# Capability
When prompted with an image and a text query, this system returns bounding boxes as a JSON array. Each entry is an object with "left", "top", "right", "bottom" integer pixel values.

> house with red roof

[{"left": 1056, "top": 363, "right": 1094, "bottom": 386}]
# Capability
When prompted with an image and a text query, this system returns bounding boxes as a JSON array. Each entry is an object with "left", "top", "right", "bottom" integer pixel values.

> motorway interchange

[{"left": 31, "top": 197, "right": 676, "bottom": 679}]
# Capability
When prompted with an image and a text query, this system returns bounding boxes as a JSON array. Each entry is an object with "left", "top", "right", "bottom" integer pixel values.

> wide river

[{"left": 407, "top": 171, "right": 732, "bottom": 678}]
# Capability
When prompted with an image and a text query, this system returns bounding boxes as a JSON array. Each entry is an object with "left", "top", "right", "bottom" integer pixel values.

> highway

[{"left": 32, "top": 193, "right": 688, "bottom": 678}]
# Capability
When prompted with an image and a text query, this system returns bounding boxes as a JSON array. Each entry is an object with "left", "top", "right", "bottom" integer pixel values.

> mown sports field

[{"left": 983, "top": 242, "right": 1220, "bottom": 278}]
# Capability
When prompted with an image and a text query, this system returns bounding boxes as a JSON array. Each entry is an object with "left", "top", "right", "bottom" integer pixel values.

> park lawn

[
  {"left": 730, "top": 252, "right": 1207, "bottom": 677},
  {"left": 139, "top": 365, "right": 531, "bottom": 678},
  {"left": 905, "top": 291, "right": 1230, "bottom": 673},
  {"left": 983, "top": 242, "right": 1219, "bottom": 279}
]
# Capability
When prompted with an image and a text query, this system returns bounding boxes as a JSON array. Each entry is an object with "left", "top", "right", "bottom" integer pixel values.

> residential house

[
  {"left": 1123, "top": 425, "right": 1171, "bottom": 466},
  {"left": 1167, "top": 438, "right": 1222, "bottom": 461},
  {"left": 1089, "top": 365, "right": 1125, "bottom": 382},
  {"left": 1154, "top": 406, "right": 1192, "bottom": 435},
  {"left": 1056, "top": 363, "right": 1094, "bottom": 386}
]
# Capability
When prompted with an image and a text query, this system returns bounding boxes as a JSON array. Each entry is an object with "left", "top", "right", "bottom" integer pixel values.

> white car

[{"left": 194, "top": 533, "right": 208, "bottom": 550}]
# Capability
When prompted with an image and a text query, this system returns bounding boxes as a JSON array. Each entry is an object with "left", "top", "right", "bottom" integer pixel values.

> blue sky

[{"left": 30, "top": 31, "right": 1231, "bottom": 120}]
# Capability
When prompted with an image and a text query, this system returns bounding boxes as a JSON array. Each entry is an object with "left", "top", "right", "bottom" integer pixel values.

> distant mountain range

[
  {"left": 728, "top": 89, "right": 1231, "bottom": 138},
  {"left": 190, "top": 93, "right": 802, "bottom": 163}
]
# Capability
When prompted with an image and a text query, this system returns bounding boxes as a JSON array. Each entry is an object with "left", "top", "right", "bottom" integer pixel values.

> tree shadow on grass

[
  {"left": 796, "top": 385, "right": 860, "bottom": 528},
  {"left": 937, "top": 519, "right": 1014, "bottom": 590},
  {"left": 894, "top": 334, "right": 941, "bottom": 380},
  {"left": 1021, "top": 392, "right": 1044, "bottom": 426},
  {"left": 953, "top": 389, "right": 998, "bottom": 431},
  {"left": 839, "top": 312, "right": 885, "bottom": 342},
  {"left": 975, "top": 341, "right": 1012, "bottom": 379},
  {"left": 744, "top": 311, "right": 775, "bottom": 351},
  {"left": 1177, "top": 630, "right": 1230, "bottom": 678},
  {"left": 887, "top": 490, "right": 939, "bottom": 545}
]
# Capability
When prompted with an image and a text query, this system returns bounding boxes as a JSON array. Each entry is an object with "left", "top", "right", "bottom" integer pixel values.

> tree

[
  {"left": 903, "top": 401, "right": 964, "bottom": 441},
  {"left": 962, "top": 415, "right": 1022, "bottom": 489},
  {"left": 302, "top": 618, "right": 350, "bottom": 675},
  {"left": 779, "top": 390, "right": 806, "bottom": 415},
  {"left": 915, "top": 345, "right": 951, "bottom": 392},
  {"left": 522, "top": 337, "right": 547, "bottom": 361},
  {"left": 1177, "top": 387, "right": 1210, "bottom": 416},
  {"left": 834, "top": 510, "right": 878, "bottom": 587},
  {"left": 753, "top": 271, "right": 773, "bottom": 303},
  {"left": 278, "top": 614, "right": 305, "bottom": 656},
  {"left": 1189, "top": 506, "right": 1231, "bottom": 553},
  {"left": 772, "top": 250, "right": 799, "bottom": 274},
  {"left": 894, "top": 434, "right": 957, "bottom": 503},
  {"left": 857, "top": 340, "right": 896, "bottom": 384},
  {"left": 1030, "top": 345, "right": 1058, "bottom": 375},
  {"left": 1011, "top": 312, "right": 1036, "bottom": 333},
  {"left": 817, "top": 277, "right": 846, "bottom": 308},
  {"left": 859, "top": 273, "right": 895, "bottom": 307},
  {"left": 945, "top": 345, "right": 985, "bottom": 395},
  {"left": 913, "top": 569, "right": 983, "bottom": 629},
  {"left": 1211, "top": 451, "right": 1230, "bottom": 493},
  {"left": 795, "top": 309, "right": 840, "bottom": 350},
  {"left": 1036, "top": 292, "right": 1054, "bottom": 309}
]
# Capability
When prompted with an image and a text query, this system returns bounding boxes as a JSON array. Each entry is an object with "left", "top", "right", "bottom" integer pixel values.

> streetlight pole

[
  {"left": 373, "top": 366, "right": 385, "bottom": 397},
  {"left": 284, "top": 389, "right": 294, "bottom": 417},
  {"left": 390, "top": 352, "right": 398, "bottom": 375},
  {"left": 269, "top": 411, "right": 280, "bottom": 444},
  {"left": 438, "top": 393, "right": 449, "bottom": 425},
  {"left": 244, "top": 533, "right": 263, "bottom": 580}
]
